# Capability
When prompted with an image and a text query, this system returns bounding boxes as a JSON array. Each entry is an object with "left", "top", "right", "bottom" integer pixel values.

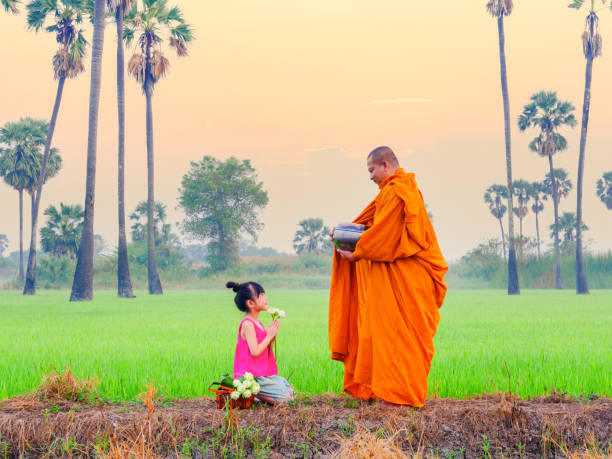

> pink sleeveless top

[{"left": 233, "top": 317, "right": 278, "bottom": 378}]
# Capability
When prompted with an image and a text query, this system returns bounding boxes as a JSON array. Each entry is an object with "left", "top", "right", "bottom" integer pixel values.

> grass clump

[{"left": 37, "top": 364, "right": 98, "bottom": 402}]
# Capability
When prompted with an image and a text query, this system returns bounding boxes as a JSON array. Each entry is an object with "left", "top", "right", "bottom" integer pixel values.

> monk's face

[{"left": 367, "top": 157, "right": 394, "bottom": 185}]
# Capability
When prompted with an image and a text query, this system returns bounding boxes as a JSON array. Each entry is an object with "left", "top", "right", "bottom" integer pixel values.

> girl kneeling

[{"left": 227, "top": 281, "right": 294, "bottom": 404}]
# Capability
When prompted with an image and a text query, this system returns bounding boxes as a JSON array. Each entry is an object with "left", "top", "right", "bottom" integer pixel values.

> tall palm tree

[
  {"left": 484, "top": 184, "right": 508, "bottom": 261},
  {"left": 511, "top": 179, "right": 530, "bottom": 238},
  {"left": 41, "top": 203, "right": 84, "bottom": 258},
  {"left": 544, "top": 168, "right": 573, "bottom": 207},
  {"left": 1, "top": 0, "right": 19, "bottom": 13},
  {"left": 23, "top": 0, "right": 89, "bottom": 295},
  {"left": 293, "top": 218, "right": 331, "bottom": 254},
  {"left": 125, "top": 0, "right": 192, "bottom": 294},
  {"left": 486, "top": 0, "right": 519, "bottom": 295},
  {"left": 529, "top": 181, "right": 547, "bottom": 259},
  {"left": 0, "top": 118, "right": 49, "bottom": 283},
  {"left": 518, "top": 91, "right": 576, "bottom": 289},
  {"left": 569, "top": 0, "right": 607, "bottom": 294},
  {"left": 70, "top": 0, "right": 106, "bottom": 302},
  {"left": 107, "top": 0, "right": 135, "bottom": 298},
  {"left": 129, "top": 200, "right": 170, "bottom": 245},
  {"left": 596, "top": 171, "right": 612, "bottom": 210}
]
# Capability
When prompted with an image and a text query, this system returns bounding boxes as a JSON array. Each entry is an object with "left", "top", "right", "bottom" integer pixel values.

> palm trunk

[
  {"left": 116, "top": 8, "right": 135, "bottom": 298},
  {"left": 498, "top": 217, "right": 506, "bottom": 261},
  {"left": 535, "top": 208, "right": 541, "bottom": 259},
  {"left": 548, "top": 155, "right": 563, "bottom": 289},
  {"left": 18, "top": 189, "right": 24, "bottom": 283},
  {"left": 519, "top": 216, "right": 523, "bottom": 238},
  {"left": 23, "top": 76, "right": 66, "bottom": 295},
  {"left": 497, "top": 15, "right": 519, "bottom": 295},
  {"left": 145, "top": 46, "right": 163, "bottom": 294},
  {"left": 575, "top": 56, "right": 592, "bottom": 294},
  {"left": 70, "top": 0, "right": 106, "bottom": 302}
]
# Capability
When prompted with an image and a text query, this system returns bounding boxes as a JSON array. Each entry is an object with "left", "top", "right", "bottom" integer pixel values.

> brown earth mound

[{"left": 0, "top": 392, "right": 610, "bottom": 458}]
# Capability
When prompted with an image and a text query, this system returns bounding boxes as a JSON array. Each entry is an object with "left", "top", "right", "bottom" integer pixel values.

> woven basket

[{"left": 208, "top": 383, "right": 254, "bottom": 410}]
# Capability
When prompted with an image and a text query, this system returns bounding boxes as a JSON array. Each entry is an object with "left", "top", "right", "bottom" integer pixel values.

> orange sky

[{"left": 0, "top": 0, "right": 611, "bottom": 261}]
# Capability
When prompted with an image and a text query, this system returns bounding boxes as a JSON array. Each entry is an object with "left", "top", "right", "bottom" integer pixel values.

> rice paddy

[{"left": 0, "top": 289, "right": 610, "bottom": 401}]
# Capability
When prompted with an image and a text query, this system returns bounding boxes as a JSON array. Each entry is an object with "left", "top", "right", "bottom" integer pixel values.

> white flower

[
  {"left": 251, "top": 383, "right": 261, "bottom": 394},
  {"left": 243, "top": 372, "right": 254, "bottom": 381},
  {"left": 236, "top": 384, "right": 246, "bottom": 393},
  {"left": 232, "top": 379, "right": 241, "bottom": 387},
  {"left": 278, "top": 310, "right": 286, "bottom": 318},
  {"left": 230, "top": 391, "right": 240, "bottom": 400},
  {"left": 242, "top": 379, "right": 252, "bottom": 388},
  {"left": 242, "top": 390, "right": 252, "bottom": 399},
  {"left": 268, "top": 308, "right": 278, "bottom": 316}
]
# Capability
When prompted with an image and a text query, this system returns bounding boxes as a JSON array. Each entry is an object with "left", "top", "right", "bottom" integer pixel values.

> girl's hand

[{"left": 267, "top": 319, "right": 280, "bottom": 339}]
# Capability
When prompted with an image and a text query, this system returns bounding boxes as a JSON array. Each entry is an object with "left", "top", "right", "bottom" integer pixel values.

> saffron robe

[{"left": 329, "top": 168, "right": 448, "bottom": 406}]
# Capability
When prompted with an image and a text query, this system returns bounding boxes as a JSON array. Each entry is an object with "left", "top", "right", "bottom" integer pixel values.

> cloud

[{"left": 369, "top": 98, "right": 434, "bottom": 104}]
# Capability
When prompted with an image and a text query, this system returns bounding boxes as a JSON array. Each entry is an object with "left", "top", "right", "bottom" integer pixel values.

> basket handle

[{"left": 208, "top": 382, "right": 235, "bottom": 394}]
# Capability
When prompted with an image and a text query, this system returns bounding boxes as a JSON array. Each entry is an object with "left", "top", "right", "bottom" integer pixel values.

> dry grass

[
  {"left": 0, "top": 389, "right": 610, "bottom": 458},
  {"left": 36, "top": 364, "right": 98, "bottom": 402}
]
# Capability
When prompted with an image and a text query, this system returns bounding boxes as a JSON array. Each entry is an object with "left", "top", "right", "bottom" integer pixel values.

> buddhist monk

[{"left": 328, "top": 146, "right": 448, "bottom": 407}]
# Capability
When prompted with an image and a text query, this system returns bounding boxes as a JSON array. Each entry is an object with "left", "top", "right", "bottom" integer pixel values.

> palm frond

[
  {"left": 150, "top": 49, "right": 169, "bottom": 81},
  {"left": 169, "top": 35, "right": 187, "bottom": 56},
  {"left": 127, "top": 52, "right": 146, "bottom": 85},
  {"left": 582, "top": 11, "right": 602, "bottom": 58},
  {"left": 1, "top": 0, "right": 20, "bottom": 14},
  {"left": 486, "top": 0, "right": 513, "bottom": 18}
]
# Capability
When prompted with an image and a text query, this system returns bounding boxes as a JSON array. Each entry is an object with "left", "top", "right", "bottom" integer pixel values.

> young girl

[{"left": 227, "top": 281, "right": 294, "bottom": 404}]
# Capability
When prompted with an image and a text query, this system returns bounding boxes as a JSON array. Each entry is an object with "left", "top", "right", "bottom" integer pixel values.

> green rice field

[{"left": 0, "top": 289, "right": 610, "bottom": 401}]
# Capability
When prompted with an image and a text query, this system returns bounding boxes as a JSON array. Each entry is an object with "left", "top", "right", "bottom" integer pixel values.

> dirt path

[{"left": 0, "top": 393, "right": 610, "bottom": 457}]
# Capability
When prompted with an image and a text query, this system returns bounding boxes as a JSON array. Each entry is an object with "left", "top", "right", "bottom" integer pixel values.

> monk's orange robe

[{"left": 329, "top": 168, "right": 448, "bottom": 406}]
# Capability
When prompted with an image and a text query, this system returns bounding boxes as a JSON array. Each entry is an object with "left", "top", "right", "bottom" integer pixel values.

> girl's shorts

[{"left": 255, "top": 375, "right": 294, "bottom": 403}]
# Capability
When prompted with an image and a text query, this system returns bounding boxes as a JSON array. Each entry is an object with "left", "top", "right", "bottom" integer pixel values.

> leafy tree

[
  {"left": 2, "top": 0, "right": 19, "bottom": 13},
  {"left": 0, "top": 234, "right": 8, "bottom": 257},
  {"left": 543, "top": 168, "right": 573, "bottom": 205},
  {"left": 178, "top": 156, "right": 269, "bottom": 272},
  {"left": 529, "top": 181, "right": 548, "bottom": 259},
  {"left": 484, "top": 184, "right": 508, "bottom": 260},
  {"left": 549, "top": 212, "right": 588, "bottom": 254},
  {"left": 107, "top": 0, "right": 135, "bottom": 298},
  {"left": 71, "top": 0, "right": 106, "bottom": 302},
  {"left": 596, "top": 171, "right": 612, "bottom": 210},
  {"left": 40, "top": 203, "right": 84, "bottom": 259},
  {"left": 24, "top": 0, "right": 89, "bottom": 295},
  {"left": 486, "top": 0, "right": 519, "bottom": 295},
  {"left": 125, "top": 0, "right": 193, "bottom": 294},
  {"left": 293, "top": 218, "right": 331, "bottom": 254},
  {"left": 518, "top": 91, "right": 576, "bottom": 289},
  {"left": 512, "top": 179, "right": 530, "bottom": 238},
  {"left": 0, "top": 118, "right": 61, "bottom": 283}
]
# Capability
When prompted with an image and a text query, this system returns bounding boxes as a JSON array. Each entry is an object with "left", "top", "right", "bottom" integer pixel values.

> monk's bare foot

[{"left": 379, "top": 399, "right": 409, "bottom": 409}]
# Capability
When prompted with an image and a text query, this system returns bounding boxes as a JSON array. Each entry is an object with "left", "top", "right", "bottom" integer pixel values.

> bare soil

[{"left": 0, "top": 392, "right": 610, "bottom": 458}]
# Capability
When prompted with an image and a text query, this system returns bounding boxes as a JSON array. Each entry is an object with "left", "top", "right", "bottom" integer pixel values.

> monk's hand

[
  {"left": 336, "top": 248, "right": 355, "bottom": 262},
  {"left": 329, "top": 226, "right": 336, "bottom": 242}
]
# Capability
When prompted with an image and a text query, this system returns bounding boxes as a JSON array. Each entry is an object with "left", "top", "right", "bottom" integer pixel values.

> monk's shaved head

[{"left": 367, "top": 146, "right": 399, "bottom": 168}]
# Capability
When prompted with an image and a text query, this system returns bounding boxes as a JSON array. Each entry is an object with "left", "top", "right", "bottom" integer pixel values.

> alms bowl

[{"left": 332, "top": 223, "right": 366, "bottom": 252}]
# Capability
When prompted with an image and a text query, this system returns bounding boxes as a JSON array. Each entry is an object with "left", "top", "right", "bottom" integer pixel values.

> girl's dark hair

[{"left": 226, "top": 281, "right": 265, "bottom": 312}]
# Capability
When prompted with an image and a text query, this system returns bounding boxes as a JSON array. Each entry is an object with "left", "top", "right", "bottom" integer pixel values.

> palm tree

[
  {"left": 2, "top": 0, "right": 19, "bottom": 13},
  {"left": 484, "top": 185, "right": 508, "bottom": 261},
  {"left": 40, "top": 203, "right": 84, "bottom": 258},
  {"left": 125, "top": 0, "right": 192, "bottom": 294},
  {"left": 23, "top": 0, "right": 89, "bottom": 295},
  {"left": 529, "top": 181, "right": 547, "bottom": 259},
  {"left": 293, "top": 218, "right": 331, "bottom": 254},
  {"left": 569, "top": 0, "right": 608, "bottom": 294},
  {"left": 486, "top": 0, "right": 519, "bottom": 294},
  {"left": 596, "top": 171, "right": 612, "bottom": 210},
  {"left": 518, "top": 91, "right": 576, "bottom": 289},
  {"left": 511, "top": 179, "right": 530, "bottom": 238},
  {"left": 550, "top": 212, "right": 588, "bottom": 254},
  {"left": 107, "top": 0, "right": 135, "bottom": 298},
  {"left": 129, "top": 200, "right": 171, "bottom": 245},
  {"left": 0, "top": 118, "right": 49, "bottom": 282},
  {"left": 70, "top": 0, "right": 106, "bottom": 302}
]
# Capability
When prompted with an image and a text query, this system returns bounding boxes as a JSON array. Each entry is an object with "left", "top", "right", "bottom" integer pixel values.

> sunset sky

[{"left": 1, "top": 0, "right": 611, "bottom": 261}]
